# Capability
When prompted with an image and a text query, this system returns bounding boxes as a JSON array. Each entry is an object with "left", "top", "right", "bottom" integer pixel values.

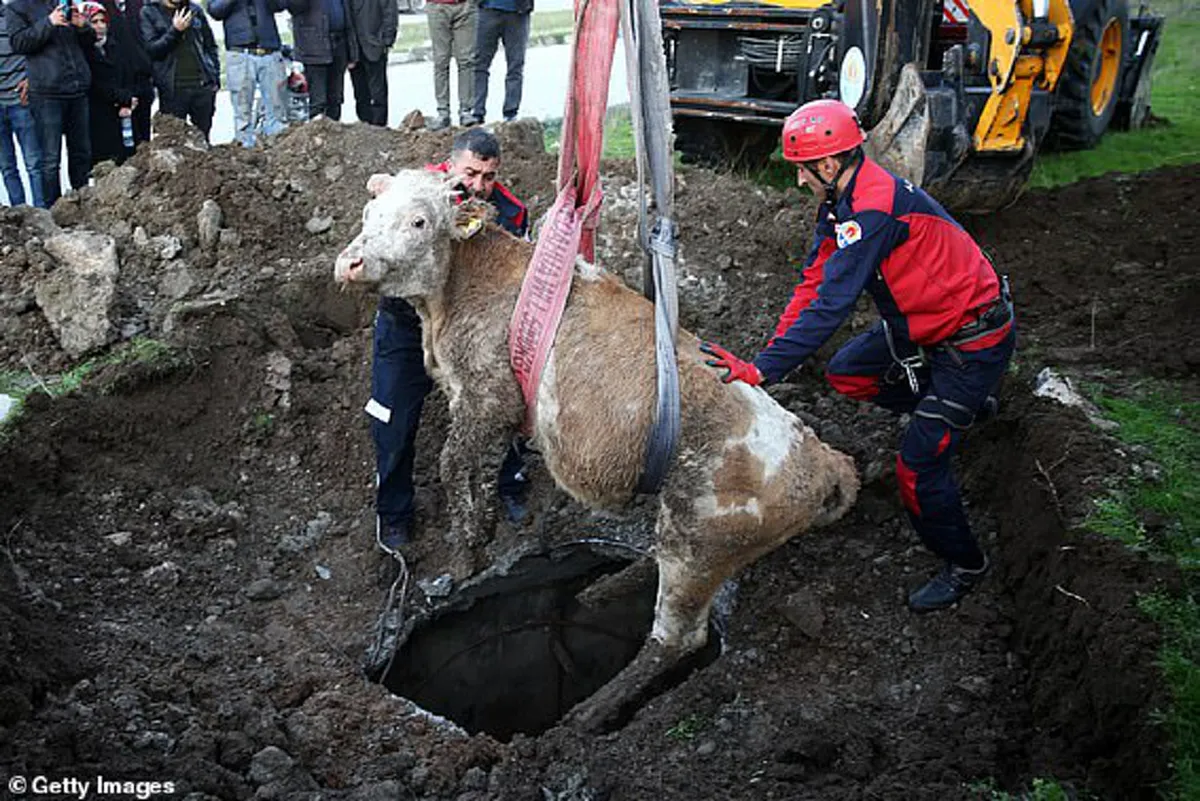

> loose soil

[{"left": 0, "top": 116, "right": 1196, "bottom": 801}]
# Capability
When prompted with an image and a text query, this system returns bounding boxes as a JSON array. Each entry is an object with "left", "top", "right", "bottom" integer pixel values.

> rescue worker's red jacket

[{"left": 753, "top": 157, "right": 1010, "bottom": 383}]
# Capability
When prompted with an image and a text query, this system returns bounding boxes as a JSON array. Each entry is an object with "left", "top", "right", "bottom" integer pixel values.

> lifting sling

[{"left": 508, "top": 0, "right": 680, "bottom": 493}]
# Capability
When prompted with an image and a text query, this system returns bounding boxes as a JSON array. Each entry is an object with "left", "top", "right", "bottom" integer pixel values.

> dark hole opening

[{"left": 380, "top": 544, "right": 720, "bottom": 741}]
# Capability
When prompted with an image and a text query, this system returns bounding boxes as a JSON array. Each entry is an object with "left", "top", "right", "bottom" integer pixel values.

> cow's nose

[{"left": 336, "top": 256, "right": 365, "bottom": 283}]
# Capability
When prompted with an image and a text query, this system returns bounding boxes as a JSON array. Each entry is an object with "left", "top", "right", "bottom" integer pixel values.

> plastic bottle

[{"left": 121, "top": 116, "right": 134, "bottom": 149}]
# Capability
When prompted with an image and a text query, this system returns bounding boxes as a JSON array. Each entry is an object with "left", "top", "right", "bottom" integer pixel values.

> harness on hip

[
  {"left": 947, "top": 274, "right": 1014, "bottom": 348},
  {"left": 882, "top": 318, "right": 926, "bottom": 395}
]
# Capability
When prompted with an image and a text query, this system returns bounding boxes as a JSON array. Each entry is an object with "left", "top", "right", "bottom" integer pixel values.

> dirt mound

[{"left": 0, "top": 122, "right": 1195, "bottom": 800}]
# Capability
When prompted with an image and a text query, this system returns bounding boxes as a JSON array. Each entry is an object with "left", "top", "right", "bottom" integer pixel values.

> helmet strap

[{"left": 821, "top": 147, "right": 863, "bottom": 209}]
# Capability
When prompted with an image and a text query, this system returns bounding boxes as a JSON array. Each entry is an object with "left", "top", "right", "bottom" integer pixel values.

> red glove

[{"left": 700, "top": 342, "right": 764, "bottom": 386}]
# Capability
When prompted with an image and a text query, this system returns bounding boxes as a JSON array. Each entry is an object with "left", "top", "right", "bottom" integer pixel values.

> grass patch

[
  {"left": 966, "top": 777, "right": 1081, "bottom": 800},
  {"left": 0, "top": 338, "right": 183, "bottom": 435},
  {"left": 543, "top": 104, "right": 638, "bottom": 160},
  {"left": 1086, "top": 390, "right": 1200, "bottom": 567},
  {"left": 1083, "top": 385, "right": 1200, "bottom": 800},
  {"left": 1030, "top": 6, "right": 1200, "bottom": 189},
  {"left": 1139, "top": 593, "right": 1200, "bottom": 801},
  {"left": 664, "top": 712, "right": 705, "bottom": 741}
]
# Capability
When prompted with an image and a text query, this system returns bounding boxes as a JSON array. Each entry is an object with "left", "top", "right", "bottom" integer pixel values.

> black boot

[
  {"left": 976, "top": 395, "right": 1000, "bottom": 424},
  {"left": 908, "top": 557, "right": 989, "bottom": 613}
]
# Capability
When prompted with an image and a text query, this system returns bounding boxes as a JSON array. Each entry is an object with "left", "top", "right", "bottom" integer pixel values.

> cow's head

[{"left": 334, "top": 169, "right": 494, "bottom": 300}]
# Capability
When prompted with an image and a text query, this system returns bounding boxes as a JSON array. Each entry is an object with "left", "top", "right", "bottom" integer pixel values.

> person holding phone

[
  {"left": 139, "top": 0, "right": 218, "bottom": 139},
  {"left": 7, "top": 0, "right": 94, "bottom": 206}
]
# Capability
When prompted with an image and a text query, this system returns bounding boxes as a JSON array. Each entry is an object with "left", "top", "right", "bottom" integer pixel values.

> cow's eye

[{"left": 412, "top": 217, "right": 426, "bottom": 230}]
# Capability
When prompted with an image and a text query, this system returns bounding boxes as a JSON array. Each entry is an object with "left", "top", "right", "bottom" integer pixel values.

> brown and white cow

[{"left": 337, "top": 170, "right": 859, "bottom": 728}]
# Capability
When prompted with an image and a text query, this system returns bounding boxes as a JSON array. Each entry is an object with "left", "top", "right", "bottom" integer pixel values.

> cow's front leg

[{"left": 440, "top": 394, "right": 516, "bottom": 548}]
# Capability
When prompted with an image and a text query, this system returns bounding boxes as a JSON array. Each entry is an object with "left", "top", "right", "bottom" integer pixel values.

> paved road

[
  {"left": 210, "top": 39, "right": 630, "bottom": 143},
  {"left": 1, "top": 30, "right": 629, "bottom": 203}
]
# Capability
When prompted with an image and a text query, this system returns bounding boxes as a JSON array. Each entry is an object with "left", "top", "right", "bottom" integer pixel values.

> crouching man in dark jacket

[
  {"left": 140, "top": 0, "right": 218, "bottom": 140},
  {"left": 8, "top": 0, "right": 94, "bottom": 206}
]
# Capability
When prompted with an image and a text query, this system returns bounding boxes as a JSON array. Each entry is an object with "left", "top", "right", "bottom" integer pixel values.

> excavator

[{"left": 660, "top": 0, "right": 1164, "bottom": 211}]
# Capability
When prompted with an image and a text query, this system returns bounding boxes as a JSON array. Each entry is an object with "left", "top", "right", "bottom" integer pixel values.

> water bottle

[{"left": 121, "top": 116, "right": 134, "bottom": 149}]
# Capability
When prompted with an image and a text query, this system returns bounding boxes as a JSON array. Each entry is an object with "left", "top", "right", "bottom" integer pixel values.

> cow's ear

[
  {"left": 451, "top": 200, "right": 493, "bottom": 240},
  {"left": 366, "top": 173, "right": 394, "bottom": 197}
]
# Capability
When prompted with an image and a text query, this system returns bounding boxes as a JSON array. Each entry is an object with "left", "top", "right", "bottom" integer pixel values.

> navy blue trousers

[
  {"left": 370, "top": 298, "right": 525, "bottom": 526},
  {"left": 826, "top": 320, "right": 1015, "bottom": 569}
]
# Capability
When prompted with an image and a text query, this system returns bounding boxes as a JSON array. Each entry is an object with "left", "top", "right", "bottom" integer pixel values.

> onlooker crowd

[{"left": 0, "top": 0, "right": 533, "bottom": 208}]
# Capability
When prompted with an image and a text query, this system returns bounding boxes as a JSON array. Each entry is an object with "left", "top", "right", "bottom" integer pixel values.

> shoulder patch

[{"left": 835, "top": 220, "right": 863, "bottom": 249}]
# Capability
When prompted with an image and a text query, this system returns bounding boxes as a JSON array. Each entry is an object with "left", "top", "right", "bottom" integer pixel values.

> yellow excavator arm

[{"left": 971, "top": 0, "right": 1074, "bottom": 152}]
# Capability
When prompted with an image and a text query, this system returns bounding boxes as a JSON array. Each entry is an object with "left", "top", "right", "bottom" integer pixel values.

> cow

[{"left": 336, "top": 169, "right": 860, "bottom": 730}]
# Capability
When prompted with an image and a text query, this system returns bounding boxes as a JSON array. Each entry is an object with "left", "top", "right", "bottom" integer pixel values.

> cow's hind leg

[{"left": 562, "top": 512, "right": 732, "bottom": 733}]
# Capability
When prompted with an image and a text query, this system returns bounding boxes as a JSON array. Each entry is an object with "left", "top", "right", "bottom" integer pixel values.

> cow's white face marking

[
  {"left": 729, "top": 382, "right": 799, "bottom": 481},
  {"left": 353, "top": 171, "right": 456, "bottom": 300}
]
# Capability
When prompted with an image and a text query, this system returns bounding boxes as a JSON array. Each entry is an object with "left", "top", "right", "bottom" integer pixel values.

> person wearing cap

[{"left": 700, "top": 99, "right": 1015, "bottom": 613}]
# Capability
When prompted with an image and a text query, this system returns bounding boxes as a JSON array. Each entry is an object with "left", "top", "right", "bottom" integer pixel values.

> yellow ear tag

[{"left": 456, "top": 218, "right": 484, "bottom": 238}]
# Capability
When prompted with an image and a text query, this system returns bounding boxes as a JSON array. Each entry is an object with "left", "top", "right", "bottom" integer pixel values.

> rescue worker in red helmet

[{"left": 701, "top": 98, "right": 1015, "bottom": 613}]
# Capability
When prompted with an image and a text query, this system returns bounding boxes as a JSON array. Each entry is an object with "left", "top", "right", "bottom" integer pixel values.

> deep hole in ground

[{"left": 378, "top": 544, "right": 722, "bottom": 741}]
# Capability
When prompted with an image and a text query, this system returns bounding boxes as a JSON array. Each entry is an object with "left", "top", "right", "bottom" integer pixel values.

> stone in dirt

[{"left": 35, "top": 230, "right": 119, "bottom": 357}]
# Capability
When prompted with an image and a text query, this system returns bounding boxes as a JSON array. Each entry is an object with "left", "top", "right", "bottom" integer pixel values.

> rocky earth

[{"left": 0, "top": 114, "right": 1197, "bottom": 800}]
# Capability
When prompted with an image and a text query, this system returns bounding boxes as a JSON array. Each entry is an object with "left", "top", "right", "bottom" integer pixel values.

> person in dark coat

[
  {"left": 288, "top": 0, "right": 353, "bottom": 120},
  {"left": 345, "top": 0, "right": 394, "bottom": 126},
  {"left": 8, "top": 0, "right": 95, "bottom": 206},
  {"left": 84, "top": 5, "right": 137, "bottom": 164},
  {"left": 140, "top": 0, "right": 218, "bottom": 139},
  {"left": 102, "top": 0, "right": 153, "bottom": 142}
]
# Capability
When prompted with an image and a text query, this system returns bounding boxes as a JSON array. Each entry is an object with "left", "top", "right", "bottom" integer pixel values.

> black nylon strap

[{"left": 621, "top": 0, "right": 680, "bottom": 495}]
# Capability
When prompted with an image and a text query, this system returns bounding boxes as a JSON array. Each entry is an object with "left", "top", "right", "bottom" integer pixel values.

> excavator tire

[{"left": 1047, "top": 0, "right": 1130, "bottom": 150}]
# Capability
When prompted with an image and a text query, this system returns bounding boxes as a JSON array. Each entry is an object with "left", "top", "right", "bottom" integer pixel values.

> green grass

[
  {"left": 1085, "top": 391, "right": 1200, "bottom": 567},
  {"left": 664, "top": 712, "right": 705, "bottom": 741},
  {"left": 1030, "top": 5, "right": 1200, "bottom": 188},
  {"left": 0, "top": 338, "right": 182, "bottom": 436},
  {"left": 966, "top": 777, "right": 1081, "bottom": 800},
  {"left": 1082, "top": 386, "right": 1200, "bottom": 800},
  {"left": 543, "top": 104, "right": 638, "bottom": 159},
  {"left": 1139, "top": 593, "right": 1200, "bottom": 801}
]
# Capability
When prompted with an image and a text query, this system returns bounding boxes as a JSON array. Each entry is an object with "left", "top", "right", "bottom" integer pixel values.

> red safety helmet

[{"left": 781, "top": 99, "right": 864, "bottom": 164}]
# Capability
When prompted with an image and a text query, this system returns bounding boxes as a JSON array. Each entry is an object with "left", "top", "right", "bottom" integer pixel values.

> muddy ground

[{"left": 0, "top": 117, "right": 1197, "bottom": 800}]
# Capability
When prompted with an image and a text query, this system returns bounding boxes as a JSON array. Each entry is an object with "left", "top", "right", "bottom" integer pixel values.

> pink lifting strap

[{"left": 508, "top": 0, "right": 619, "bottom": 430}]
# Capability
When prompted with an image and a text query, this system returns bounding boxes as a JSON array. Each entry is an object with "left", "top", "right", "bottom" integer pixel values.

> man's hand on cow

[{"left": 700, "top": 342, "right": 764, "bottom": 387}]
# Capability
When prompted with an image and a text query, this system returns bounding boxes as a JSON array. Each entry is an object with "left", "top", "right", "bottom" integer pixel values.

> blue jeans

[
  {"left": 27, "top": 94, "right": 89, "bottom": 207},
  {"left": 370, "top": 297, "right": 525, "bottom": 525},
  {"left": 0, "top": 103, "right": 44, "bottom": 208},
  {"left": 227, "top": 49, "right": 288, "bottom": 147}
]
